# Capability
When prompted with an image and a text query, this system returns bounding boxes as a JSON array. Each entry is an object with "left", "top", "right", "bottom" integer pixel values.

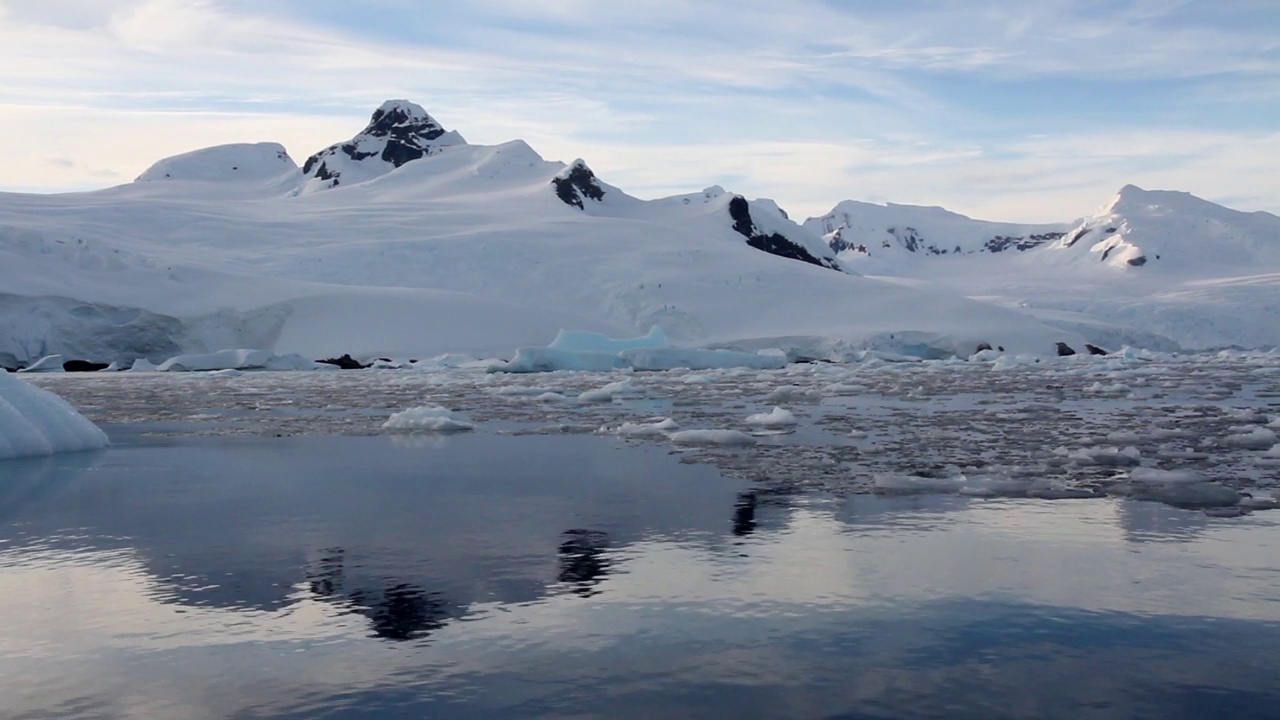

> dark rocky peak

[
  {"left": 727, "top": 196, "right": 841, "bottom": 271},
  {"left": 552, "top": 159, "right": 606, "bottom": 209},
  {"left": 300, "top": 100, "right": 463, "bottom": 189}
]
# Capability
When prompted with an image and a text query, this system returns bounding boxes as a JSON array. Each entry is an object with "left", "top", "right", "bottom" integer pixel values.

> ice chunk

[
  {"left": 874, "top": 473, "right": 965, "bottom": 495},
  {"left": 1132, "top": 482, "right": 1242, "bottom": 509},
  {"left": 1224, "top": 427, "right": 1278, "bottom": 449},
  {"left": 1058, "top": 445, "right": 1142, "bottom": 466},
  {"left": 745, "top": 407, "right": 798, "bottom": 428},
  {"left": 157, "top": 349, "right": 274, "bottom": 372},
  {"left": 669, "top": 429, "right": 756, "bottom": 446},
  {"left": 613, "top": 418, "right": 680, "bottom": 438},
  {"left": 578, "top": 378, "right": 637, "bottom": 403},
  {"left": 764, "top": 385, "right": 823, "bottom": 404},
  {"left": 548, "top": 327, "right": 667, "bottom": 353},
  {"left": 382, "top": 406, "right": 473, "bottom": 432},
  {"left": 0, "top": 371, "right": 110, "bottom": 460},
  {"left": 17, "top": 355, "right": 65, "bottom": 373},
  {"left": 1129, "top": 467, "right": 1203, "bottom": 484},
  {"left": 128, "top": 358, "right": 158, "bottom": 372},
  {"left": 620, "top": 348, "right": 787, "bottom": 371},
  {"left": 502, "top": 347, "right": 626, "bottom": 373}
]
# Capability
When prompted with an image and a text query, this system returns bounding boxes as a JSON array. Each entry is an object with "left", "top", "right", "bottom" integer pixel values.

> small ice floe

[
  {"left": 1026, "top": 481, "right": 1104, "bottom": 500},
  {"left": 1129, "top": 467, "right": 1203, "bottom": 484},
  {"left": 1268, "top": 416, "right": 1280, "bottom": 429},
  {"left": 207, "top": 369, "right": 244, "bottom": 378},
  {"left": 873, "top": 473, "right": 965, "bottom": 495},
  {"left": 1085, "top": 381, "right": 1130, "bottom": 396},
  {"left": 1224, "top": 427, "right": 1279, "bottom": 450},
  {"left": 668, "top": 429, "right": 756, "bottom": 446},
  {"left": 744, "top": 407, "right": 798, "bottom": 428},
  {"left": 1057, "top": 445, "right": 1142, "bottom": 467},
  {"left": 958, "top": 473, "right": 1032, "bottom": 498},
  {"left": 382, "top": 406, "right": 474, "bottom": 432},
  {"left": 1224, "top": 408, "right": 1268, "bottom": 423},
  {"left": 847, "top": 430, "right": 869, "bottom": 439},
  {"left": 490, "top": 386, "right": 558, "bottom": 397},
  {"left": 612, "top": 418, "right": 680, "bottom": 438},
  {"left": 1131, "top": 481, "right": 1242, "bottom": 510},
  {"left": 578, "top": 378, "right": 637, "bottom": 403},
  {"left": 535, "top": 392, "right": 573, "bottom": 403},
  {"left": 1241, "top": 492, "right": 1280, "bottom": 511},
  {"left": 764, "top": 385, "right": 822, "bottom": 404}
]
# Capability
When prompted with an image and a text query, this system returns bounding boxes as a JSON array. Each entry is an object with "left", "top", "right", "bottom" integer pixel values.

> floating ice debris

[
  {"left": 669, "top": 429, "right": 756, "bottom": 446},
  {"left": 1132, "top": 482, "right": 1242, "bottom": 509},
  {"left": 207, "top": 369, "right": 245, "bottom": 378},
  {"left": 1224, "top": 428, "right": 1279, "bottom": 450},
  {"left": 764, "top": 385, "right": 823, "bottom": 404},
  {"left": 382, "top": 406, "right": 473, "bottom": 432},
  {"left": 1129, "top": 467, "right": 1203, "bottom": 484},
  {"left": 578, "top": 378, "right": 637, "bottom": 403},
  {"left": 613, "top": 418, "right": 680, "bottom": 438},
  {"left": 1057, "top": 445, "right": 1142, "bottom": 466},
  {"left": 874, "top": 473, "right": 965, "bottom": 495},
  {"left": 745, "top": 407, "right": 798, "bottom": 428}
]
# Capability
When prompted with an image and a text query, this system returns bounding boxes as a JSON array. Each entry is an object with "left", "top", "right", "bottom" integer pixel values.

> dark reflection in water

[
  {"left": 1, "top": 433, "right": 1279, "bottom": 720},
  {"left": 557, "top": 529, "right": 611, "bottom": 597},
  {"left": 307, "top": 548, "right": 454, "bottom": 641}
]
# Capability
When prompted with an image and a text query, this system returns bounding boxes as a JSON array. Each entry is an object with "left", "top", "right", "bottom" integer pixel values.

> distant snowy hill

[
  {"left": 0, "top": 100, "right": 1082, "bottom": 367},
  {"left": 811, "top": 186, "right": 1280, "bottom": 350},
  {"left": 803, "top": 201, "right": 1070, "bottom": 270},
  {"left": 1044, "top": 185, "right": 1280, "bottom": 272}
]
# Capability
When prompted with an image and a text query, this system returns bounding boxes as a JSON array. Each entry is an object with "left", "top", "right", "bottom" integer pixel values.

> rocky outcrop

[
  {"left": 300, "top": 100, "right": 464, "bottom": 190},
  {"left": 552, "top": 160, "right": 606, "bottom": 209},
  {"left": 62, "top": 359, "right": 110, "bottom": 372},
  {"left": 317, "top": 353, "right": 370, "bottom": 370},
  {"left": 728, "top": 196, "right": 840, "bottom": 271},
  {"left": 1056, "top": 342, "right": 1077, "bottom": 357}
]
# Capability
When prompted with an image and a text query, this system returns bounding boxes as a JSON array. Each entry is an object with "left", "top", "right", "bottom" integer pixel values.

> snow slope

[
  {"left": 0, "top": 101, "right": 1090, "bottom": 365},
  {"left": 803, "top": 200, "right": 1070, "bottom": 272},
  {"left": 808, "top": 186, "right": 1280, "bottom": 350}
]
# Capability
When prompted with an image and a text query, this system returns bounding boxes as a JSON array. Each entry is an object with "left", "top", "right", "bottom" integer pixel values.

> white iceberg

[
  {"left": 382, "top": 406, "right": 474, "bottom": 433},
  {"left": 0, "top": 371, "right": 110, "bottom": 460}
]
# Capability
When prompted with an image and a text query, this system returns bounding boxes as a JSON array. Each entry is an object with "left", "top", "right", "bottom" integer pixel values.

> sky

[{"left": 0, "top": 0, "right": 1276, "bottom": 222}]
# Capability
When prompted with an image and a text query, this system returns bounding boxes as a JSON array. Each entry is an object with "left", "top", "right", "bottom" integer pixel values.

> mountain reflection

[
  {"left": 307, "top": 547, "right": 453, "bottom": 641},
  {"left": 558, "top": 529, "right": 611, "bottom": 597}
]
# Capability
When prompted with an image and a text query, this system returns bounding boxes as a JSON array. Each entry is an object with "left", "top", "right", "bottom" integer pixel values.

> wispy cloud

[{"left": 0, "top": 0, "right": 1275, "bottom": 220}]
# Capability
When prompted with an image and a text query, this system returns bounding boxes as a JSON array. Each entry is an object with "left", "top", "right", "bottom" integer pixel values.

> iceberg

[
  {"left": 0, "top": 371, "right": 110, "bottom": 460},
  {"left": 500, "top": 328, "right": 788, "bottom": 373}
]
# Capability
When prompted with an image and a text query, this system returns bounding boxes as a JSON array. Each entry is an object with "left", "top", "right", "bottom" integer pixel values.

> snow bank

[
  {"left": 0, "top": 371, "right": 109, "bottom": 460},
  {"left": 382, "top": 406, "right": 473, "bottom": 432}
]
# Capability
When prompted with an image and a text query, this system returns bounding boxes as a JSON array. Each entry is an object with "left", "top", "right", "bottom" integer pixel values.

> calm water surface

[{"left": 2, "top": 432, "right": 1279, "bottom": 719}]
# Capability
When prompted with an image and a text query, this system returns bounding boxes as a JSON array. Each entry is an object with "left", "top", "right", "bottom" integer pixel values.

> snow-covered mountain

[
  {"left": 1045, "top": 185, "right": 1280, "bottom": 272},
  {"left": 803, "top": 200, "right": 1070, "bottom": 268},
  {"left": 807, "top": 186, "right": 1280, "bottom": 351},
  {"left": 0, "top": 100, "right": 1084, "bottom": 368}
]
